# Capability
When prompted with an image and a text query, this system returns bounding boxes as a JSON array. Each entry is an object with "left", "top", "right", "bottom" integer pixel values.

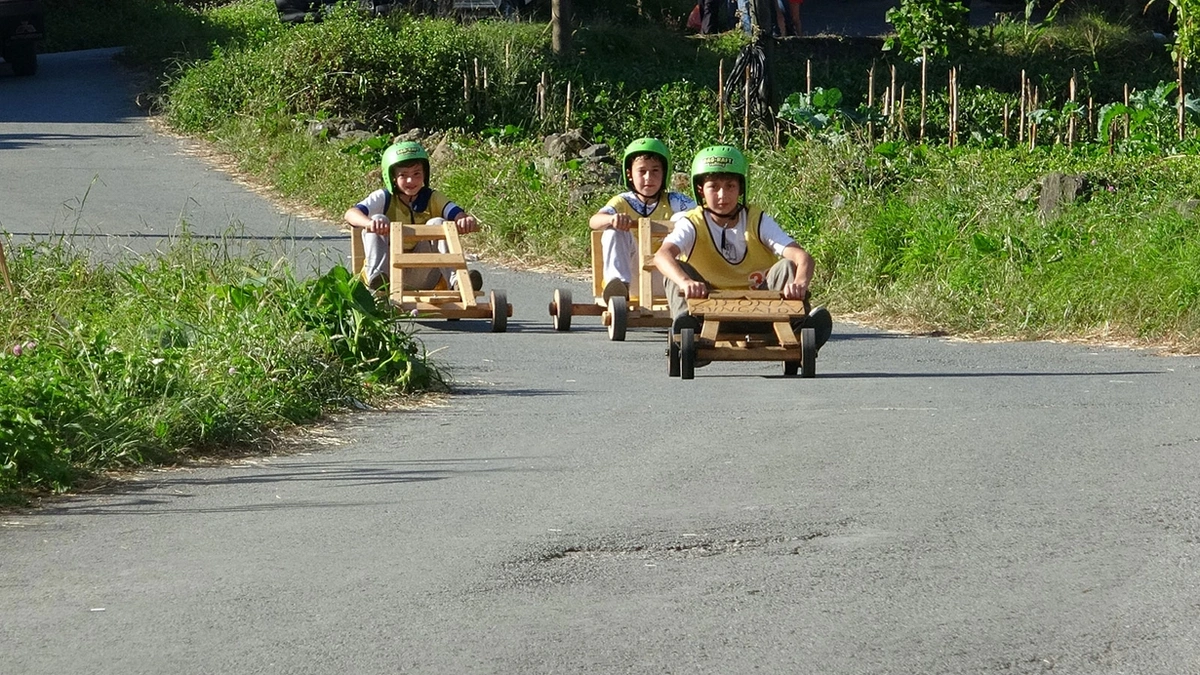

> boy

[
  {"left": 344, "top": 140, "right": 481, "bottom": 292},
  {"left": 653, "top": 144, "right": 832, "bottom": 349},
  {"left": 589, "top": 138, "right": 696, "bottom": 301}
]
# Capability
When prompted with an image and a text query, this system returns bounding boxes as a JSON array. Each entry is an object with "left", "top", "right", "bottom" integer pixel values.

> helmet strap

[{"left": 703, "top": 203, "right": 743, "bottom": 223}]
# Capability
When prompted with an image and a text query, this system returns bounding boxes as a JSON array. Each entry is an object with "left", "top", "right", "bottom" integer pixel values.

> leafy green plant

[{"left": 883, "top": 0, "right": 971, "bottom": 61}]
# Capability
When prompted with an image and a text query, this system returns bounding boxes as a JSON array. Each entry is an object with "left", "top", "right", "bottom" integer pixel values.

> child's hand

[
  {"left": 782, "top": 280, "right": 810, "bottom": 301},
  {"left": 611, "top": 213, "right": 634, "bottom": 231},
  {"left": 368, "top": 214, "right": 390, "bottom": 235},
  {"left": 682, "top": 279, "right": 709, "bottom": 299},
  {"left": 455, "top": 214, "right": 478, "bottom": 234}
]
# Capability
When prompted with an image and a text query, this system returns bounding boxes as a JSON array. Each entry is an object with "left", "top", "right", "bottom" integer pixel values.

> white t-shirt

[{"left": 665, "top": 208, "right": 795, "bottom": 262}]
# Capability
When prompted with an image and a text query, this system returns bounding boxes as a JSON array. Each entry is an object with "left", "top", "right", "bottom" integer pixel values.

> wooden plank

[
  {"left": 687, "top": 297, "right": 808, "bottom": 320},
  {"left": 348, "top": 228, "right": 364, "bottom": 275},
  {"left": 392, "top": 253, "right": 464, "bottom": 268},
  {"left": 700, "top": 318, "right": 720, "bottom": 342},
  {"left": 400, "top": 291, "right": 463, "bottom": 302},
  {"left": 394, "top": 301, "right": 492, "bottom": 318},
  {"left": 773, "top": 321, "right": 799, "bottom": 348},
  {"left": 696, "top": 345, "right": 801, "bottom": 362},
  {"left": 398, "top": 224, "right": 449, "bottom": 240},
  {"left": 590, "top": 229, "right": 605, "bottom": 298}
]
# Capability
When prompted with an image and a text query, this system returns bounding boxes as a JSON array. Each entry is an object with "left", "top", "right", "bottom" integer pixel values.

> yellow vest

[
  {"left": 386, "top": 188, "right": 456, "bottom": 252},
  {"left": 606, "top": 193, "right": 676, "bottom": 220},
  {"left": 679, "top": 206, "right": 778, "bottom": 290}
]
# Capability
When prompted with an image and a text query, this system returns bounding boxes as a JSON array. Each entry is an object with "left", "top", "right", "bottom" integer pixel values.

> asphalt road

[{"left": 5, "top": 50, "right": 1200, "bottom": 675}]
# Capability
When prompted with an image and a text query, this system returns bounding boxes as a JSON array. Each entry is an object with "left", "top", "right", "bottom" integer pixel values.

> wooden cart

[
  {"left": 350, "top": 220, "right": 511, "bottom": 332},
  {"left": 668, "top": 290, "right": 817, "bottom": 380},
  {"left": 548, "top": 217, "right": 672, "bottom": 340}
]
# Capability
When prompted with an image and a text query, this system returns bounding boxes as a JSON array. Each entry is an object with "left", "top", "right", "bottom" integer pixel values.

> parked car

[{"left": 0, "top": 0, "right": 43, "bottom": 76}]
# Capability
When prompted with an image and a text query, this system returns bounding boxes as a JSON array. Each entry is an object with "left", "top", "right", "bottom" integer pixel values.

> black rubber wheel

[
  {"left": 800, "top": 327, "right": 816, "bottom": 378},
  {"left": 7, "top": 44, "right": 37, "bottom": 77},
  {"left": 680, "top": 328, "right": 696, "bottom": 380},
  {"left": 607, "top": 295, "right": 627, "bottom": 341},
  {"left": 668, "top": 331, "right": 680, "bottom": 377},
  {"left": 551, "top": 288, "right": 572, "bottom": 331},
  {"left": 490, "top": 289, "right": 508, "bottom": 333}
]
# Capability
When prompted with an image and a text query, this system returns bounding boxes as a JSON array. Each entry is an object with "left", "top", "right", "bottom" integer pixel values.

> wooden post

[
  {"left": 719, "top": 59, "right": 725, "bottom": 138},
  {"left": 474, "top": 58, "right": 480, "bottom": 87},
  {"left": 1003, "top": 101, "right": 1010, "bottom": 142},
  {"left": 899, "top": 85, "right": 907, "bottom": 139},
  {"left": 0, "top": 241, "right": 12, "bottom": 296},
  {"left": 552, "top": 0, "right": 572, "bottom": 55},
  {"left": 540, "top": 71, "right": 547, "bottom": 120},
  {"left": 806, "top": 58, "right": 812, "bottom": 96},
  {"left": 565, "top": 81, "right": 572, "bottom": 127},
  {"left": 920, "top": 49, "right": 927, "bottom": 143},
  {"left": 505, "top": 40, "right": 511, "bottom": 71}
]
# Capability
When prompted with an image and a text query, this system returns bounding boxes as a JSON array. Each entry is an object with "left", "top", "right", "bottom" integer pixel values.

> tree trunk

[{"left": 552, "top": 0, "right": 571, "bottom": 56}]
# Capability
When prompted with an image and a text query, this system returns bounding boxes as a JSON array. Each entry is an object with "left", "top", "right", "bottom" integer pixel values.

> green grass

[{"left": 0, "top": 236, "right": 438, "bottom": 499}]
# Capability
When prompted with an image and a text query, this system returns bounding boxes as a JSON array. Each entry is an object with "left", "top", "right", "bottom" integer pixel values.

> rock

[
  {"left": 1037, "top": 172, "right": 1089, "bottom": 221},
  {"left": 1176, "top": 199, "right": 1200, "bottom": 217},
  {"left": 1014, "top": 180, "right": 1040, "bottom": 203},
  {"left": 579, "top": 143, "right": 612, "bottom": 160},
  {"left": 544, "top": 129, "right": 589, "bottom": 160},
  {"left": 430, "top": 136, "right": 454, "bottom": 165}
]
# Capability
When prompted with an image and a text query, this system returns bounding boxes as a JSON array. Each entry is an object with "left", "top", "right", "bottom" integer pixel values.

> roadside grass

[{"left": 0, "top": 237, "right": 439, "bottom": 500}]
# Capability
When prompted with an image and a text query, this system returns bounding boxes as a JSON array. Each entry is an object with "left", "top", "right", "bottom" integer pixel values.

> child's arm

[
  {"left": 779, "top": 243, "right": 814, "bottom": 301},
  {"left": 589, "top": 209, "right": 634, "bottom": 232},
  {"left": 654, "top": 242, "right": 708, "bottom": 299},
  {"left": 345, "top": 207, "right": 390, "bottom": 235},
  {"left": 452, "top": 211, "right": 478, "bottom": 234}
]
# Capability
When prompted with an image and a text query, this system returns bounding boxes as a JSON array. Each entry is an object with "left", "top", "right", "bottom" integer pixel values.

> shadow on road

[{"left": 34, "top": 458, "right": 528, "bottom": 516}]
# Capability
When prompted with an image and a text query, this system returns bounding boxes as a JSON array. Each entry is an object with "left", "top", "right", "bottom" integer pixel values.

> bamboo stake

[
  {"left": 920, "top": 48, "right": 927, "bottom": 143},
  {"left": 1088, "top": 96, "right": 1094, "bottom": 142},
  {"left": 1019, "top": 70, "right": 1026, "bottom": 144},
  {"left": 899, "top": 85, "right": 907, "bottom": 139},
  {"left": 483, "top": 67, "right": 489, "bottom": 91},
  {"left": 806, "top": 59, "right": 812, "bottom": 96},
  {"left": 1124, "top": 83, "right": 1130, "bottom": 140},
  {"left": 565, "top": 81, "right": 572, "bottom": 127},
  {"left": 463, "top": 71, "right": 470, "bottom": 114},
  {"left": 867, "top": 64, "right": 875, "bottom": 142},
  {"left": 1068, "top": 73, "right": 1076, "bottom": 148},
  {"left": 743, "top": 65, "right": 751, "bottom": 148},
  {"left": 1179, "top": 52, "right": 1186, "bottom": 141},
  {"left": 949, "top": 66, "right": 958, "bottom": 148},
  {"left": 0, "top": 241, "right": 12, "bottom": 296},
  {"left": 1003, "top": 101, "right": 1010, "bottom": 143},
  {"left": 505, "top": 40, "right": 511, "bottom": 71},
  {"left": 719, "top": 59, "right": 725, "bottom": 138},
  {"left": 474, "top": 58, "right": 480, "bottom": 87},
  {"left": 1030, "top": 87, "right": 1039, "bottom": 151},
  {"left": 540, "top": 71, "right": 547, "bottom": 120}
]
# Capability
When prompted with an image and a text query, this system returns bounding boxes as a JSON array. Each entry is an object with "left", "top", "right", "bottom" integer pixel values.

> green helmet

[
  {"left": 381, "top": 141, "right": 430, "bottom": 194},
  {"left": 690, "top": 145, "right": 748, "bottom": 206},
  {"left": 622, "top": 137, "right": 670, "bottom": 195}
]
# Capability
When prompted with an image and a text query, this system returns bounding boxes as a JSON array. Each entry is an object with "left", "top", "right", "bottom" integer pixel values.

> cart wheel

[
  {"left": 551, "top": 288, "right": 572, "bottom": 331},
  {"left": 784, "top": 360, "right": 799, "bottom": 377},
  {"left": 668, "top": 331, "right": 680, "bottom": 377},
  {"left": 490, "top": 289, "right": 508, "bottom": 333},
  {"left": 607, "top": 295, "right": 628, "bottom": 341},
  {"left": 800, "top": 327, "right": 817, "bottom": 378},
  {"left": 680, "top": 328, "right": 696, "bottom": 380}
]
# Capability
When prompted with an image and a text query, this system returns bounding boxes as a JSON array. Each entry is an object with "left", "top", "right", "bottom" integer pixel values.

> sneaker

[
  {"left": 602, "top": 278, "right": 629, "bottom": 302},
  {"left": 452, "top": 269, "right": 484, "bottom": 293},
  {"left": 804, "top": 306, "right": 833, "bottom": 350}
]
